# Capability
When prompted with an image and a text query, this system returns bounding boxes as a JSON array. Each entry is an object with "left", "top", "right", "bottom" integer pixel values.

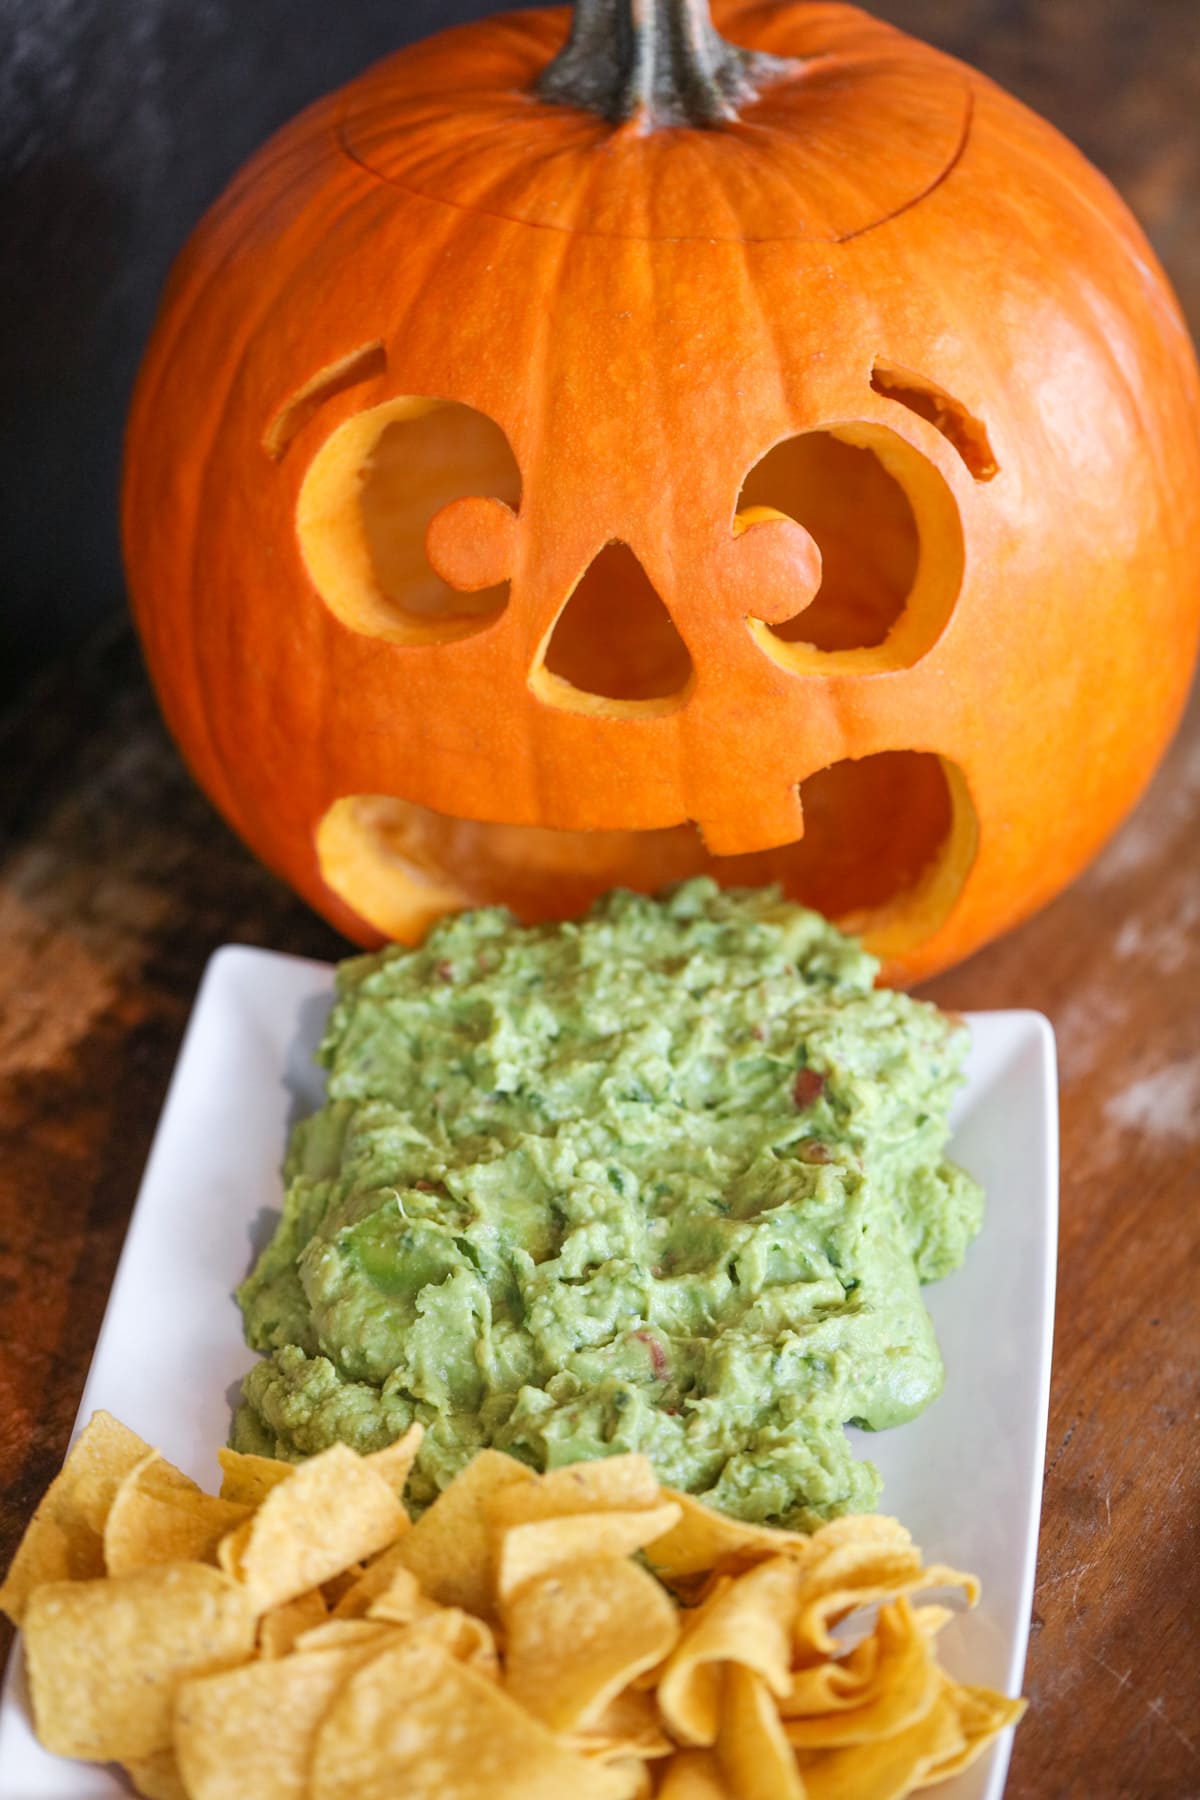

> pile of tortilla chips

[{"left": 1, "top": 1413, "right": 1024, "bottom": 1799}]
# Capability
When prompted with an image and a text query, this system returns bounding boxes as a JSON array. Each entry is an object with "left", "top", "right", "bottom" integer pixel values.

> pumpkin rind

[{"left": 122, "top": 0, "right": 1200, "bottom": 982}]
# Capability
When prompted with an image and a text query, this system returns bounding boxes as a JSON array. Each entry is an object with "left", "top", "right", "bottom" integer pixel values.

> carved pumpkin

[{"left": 122, "top": 0, "right": 1200, "bottom": 982}]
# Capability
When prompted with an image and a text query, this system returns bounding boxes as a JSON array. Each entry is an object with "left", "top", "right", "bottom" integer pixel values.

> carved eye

[
  {"left": 732, "top": 417, "right": 969, "bottom": 676},
  {"left": 279, "top": 353, "right": 521, "bottom": 644},
  {"left": 738, "top": 429, "right": 917, "bottom": 651}
]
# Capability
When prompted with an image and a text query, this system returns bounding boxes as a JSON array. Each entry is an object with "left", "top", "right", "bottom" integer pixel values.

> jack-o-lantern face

[
  {"left": 123, "top": 1, "right": 1200, "bottom": 981},
  {"left": 289, "top": 364, "right": 980, "bottom": 958}
]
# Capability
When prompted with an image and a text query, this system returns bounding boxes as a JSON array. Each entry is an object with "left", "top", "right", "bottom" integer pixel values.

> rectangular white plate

[{"left": 0, "top": 946, "right": 1058, "bottom": 1800}]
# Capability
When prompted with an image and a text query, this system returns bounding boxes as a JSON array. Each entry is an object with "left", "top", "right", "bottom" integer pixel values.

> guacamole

[{"left": 235, "top": 880, "right": 982, "bottom": 1527}]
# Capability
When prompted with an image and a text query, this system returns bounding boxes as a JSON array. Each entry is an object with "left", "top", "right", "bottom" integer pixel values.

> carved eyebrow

[
  {"left": 263, "top": 340, "right": 387, "bottom": 461},
  {"left": 870, "top": 360, "right": 998, "bottom": 481}
]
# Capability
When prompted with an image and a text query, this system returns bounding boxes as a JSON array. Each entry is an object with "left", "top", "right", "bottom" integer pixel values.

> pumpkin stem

[{"left": 536, "top": 0, "right": 798, "bottom": 128}]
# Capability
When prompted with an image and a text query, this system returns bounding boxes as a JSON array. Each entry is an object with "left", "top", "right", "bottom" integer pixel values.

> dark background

[{"left": 2, "top": 0, "right": 1197, "bottom": 709}]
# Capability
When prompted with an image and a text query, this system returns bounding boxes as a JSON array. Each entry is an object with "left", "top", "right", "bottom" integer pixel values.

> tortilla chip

[
  {"left": 104, "top": 1452, "right": 251, "bottom": 1576},
  {"left": 0, "top": 1412, "right": 151, "bottom": 1624},
  {"left": 363, "top": 1423, "right": 424, "bottom": 1500},
  {"left": 174, "top": 1643, "right": 380, "bottom": 1800},
  {"left": 717, "top": 1664, "right": 804, "bottom": 1800},
  {"left": 486, "top": 1456, "right": 662, "bottom": 1528},
  {"left": 9, "top": 1419, "right": 1023, "bottom": 1799},
  {"left": 358, "top": 1564, "right": 423, "bottom": 1622},
  {"left": 216, "top": 1447, "right": 294, "bottom": 1508},
  {"left": 783, "top": 1602, "right": 939, "bottom": 1747},
  {"left": 915, "top": 1678, "right": 1027, "bottom": 1785},
  {"left": 503, "top": 1556, "right": 679, "bottom": 1732},
  {"left": 494, "top": 1502, "right": 681, "bottom": 1603},
  {"left": 309, "top": 1636, "right": 641, "bottom": 1800},
  {"left": 320, "top": 1563, "right": 366, "bottom": 1608},
  {"left": 122, "top": 1744, "right": 189, "bottom": 1800},
  {"left": 329, "top": 1540, "right": 431, "bottom": 1627},
  {"left": 294, "top": 1617, "right": 402, "bottom": 1653},
  {"left": 646, "top": 1489, "right": 814, "bottom": 1586},
  {"left": 23, "top": 1564, "right": 255, "bottom": 1760},
  {"left": 570, "top": 1688, "right": 674, "bottom": 1764},
  {"left": 228, "top": 1444, "right": 406, "bottom": 1613},
  {"left": 794, "top": 1560, "right": 979, "bottom": 1661},
  {"left": 658, "top": 1558, "right": 801, "bottom": 1745},
  {"left": 780, "top": 1632, "right": 880, "bottom": 1716},
  {"left": 606, "top": 1758, "right": 654, "bottom": 1798},
  {"left": 796, "top": 1688, "right": 967, "bottom": 1800},
  {"left": 914, "top": 1605, "right": 956, "bottom": 1641},
  {"left": 656, "top": 1749, "right": 734, "bottom": 1799},
  {"left": 215, "top": 1517, "right": 251, "bottom": 1581},
  {"left": 258, "top": 1588, "right": 329, "bottom": 1659},
  {"left": 391, "top": 1449, "right": 535, "bottom": 1618},
  {"left": 383, "top": 1603, "right": 501, "bottom": 1678},
  {"left": 807, "top": 1516, "right": 915, "bottom": 1555}
]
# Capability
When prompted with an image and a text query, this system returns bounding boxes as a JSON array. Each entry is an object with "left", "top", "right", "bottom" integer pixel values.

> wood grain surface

[{"left": 2, "top": 4, "right": 1198, "bottom": 1796}]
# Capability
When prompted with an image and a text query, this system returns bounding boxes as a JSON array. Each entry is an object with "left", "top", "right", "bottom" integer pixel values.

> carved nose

[{"left": 533, "top": 541, "right": 693, "bottom": 711}]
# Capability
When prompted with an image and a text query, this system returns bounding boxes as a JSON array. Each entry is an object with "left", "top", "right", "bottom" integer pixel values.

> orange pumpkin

[{"left": 122, "top": 0, "right": 1200, "bottom": 982}]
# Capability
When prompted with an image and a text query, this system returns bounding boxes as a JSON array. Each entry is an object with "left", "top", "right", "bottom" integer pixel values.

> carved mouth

[{"left": 316, "top": 751, "right": 978, "bottom": 968}]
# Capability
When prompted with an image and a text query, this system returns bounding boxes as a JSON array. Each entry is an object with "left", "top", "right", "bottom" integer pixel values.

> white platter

[{"left": 0, "top": 946, "right": 1058, "bottom": 1799}]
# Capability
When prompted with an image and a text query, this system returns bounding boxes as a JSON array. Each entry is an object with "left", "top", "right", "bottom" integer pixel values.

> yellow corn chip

[
  {"left": 295, "top": 1617, "right": 403, "bottom": 1654},
  {"left": 797, "top": 1687, "right": 968, "bottom": 1800},
  {"left": 310, "top": 1636, "right": 642, "bottom": 1800},
  {"left": 914, "top": 1677, "right": 1027, "bottom": 1786},
  {"left": 122, "top": 1744, "right": 189, "bottom": 1800},
  {"left": 570, "top": 1687, "right": 673, "bottom": 1763},
  {"left": 321, "top": 1563, "right": 367, "bottom": 1608},
  {"left": 105, "top": 1452, "right": 251, "bottom": 1575},
  {"left": 216, "top": 1515, "right": 250, "bottom": 1581},
  {"left": 331, "top": 1543, "right": 418, "bottom": 1620},
  {"left": 360, "top": 1564, "right": 424, "bottom": 1622},
  {"left": 216, "top": 1447, "right": 295, "bottom": 1507},
  {"left": 607, "top": 1758, "right": 654, "bottom": 1798},
  {"left": 384, "top": 1603, "right": 501, "bottom": 1678},
  {"left": 0, "top": 1412, "right": 151, "bottom": 1624},
  {"left": 175, "top": 1642, "right": 382, "bottom": 1800},
  {"left": 657, "top": 1749, "right": 734, "bottom": 1798},
  {"left": 258, "top": 1588, "right": 329, "bottom": 1658},
  {"left": 647, "top": 1489, "right": 815, "bottom": 1585},
  {"left": 24, "top": 1563, "right": 255, "bottom": 1760},
  {"left": 229, "top": 1444, "right": 406, "bottom": 1613},
  {"left": 717, "top": 1663, "right": 804, "bottom": 1800},
  {"left": 485, "top": 1456, "right": 662, "bottom": 1528},
  {"left": 807, "top": 1516, "right": 915, "bottom": 1555},
  {"left": 363, "top": 1423, "right": 424, "bottom": 1499},
  {"left": 8, "top": 1414, "right": 1024, "bottom": 1800},
  {"left": 794, "top": 1561, "right": 979, "bottom": 1661},
  {"left": 784, "top": 1601, "right": 939, "bottom": 1746},
  {"left": 494, "top": 1502, "right": 681, "bottom": 1603},
  {"left": 658, "top": 1557, "right": 801, "bottom": 1745},
  {"left": 503, "top": 1556, "right": 679, "bottom": 1732},
  {"left": 391, "top": 1449, "right": 536, "bottom": 1618}
]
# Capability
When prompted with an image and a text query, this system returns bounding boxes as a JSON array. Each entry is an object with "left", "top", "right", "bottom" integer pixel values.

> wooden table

[{"left": 2, "top": 6, "right": 1197, "bottom": 1795}]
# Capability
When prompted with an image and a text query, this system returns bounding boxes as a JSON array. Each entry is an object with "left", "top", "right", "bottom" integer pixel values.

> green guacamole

[{"left": 235, "top": 880, "right": 982, "bottom": 1527}]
